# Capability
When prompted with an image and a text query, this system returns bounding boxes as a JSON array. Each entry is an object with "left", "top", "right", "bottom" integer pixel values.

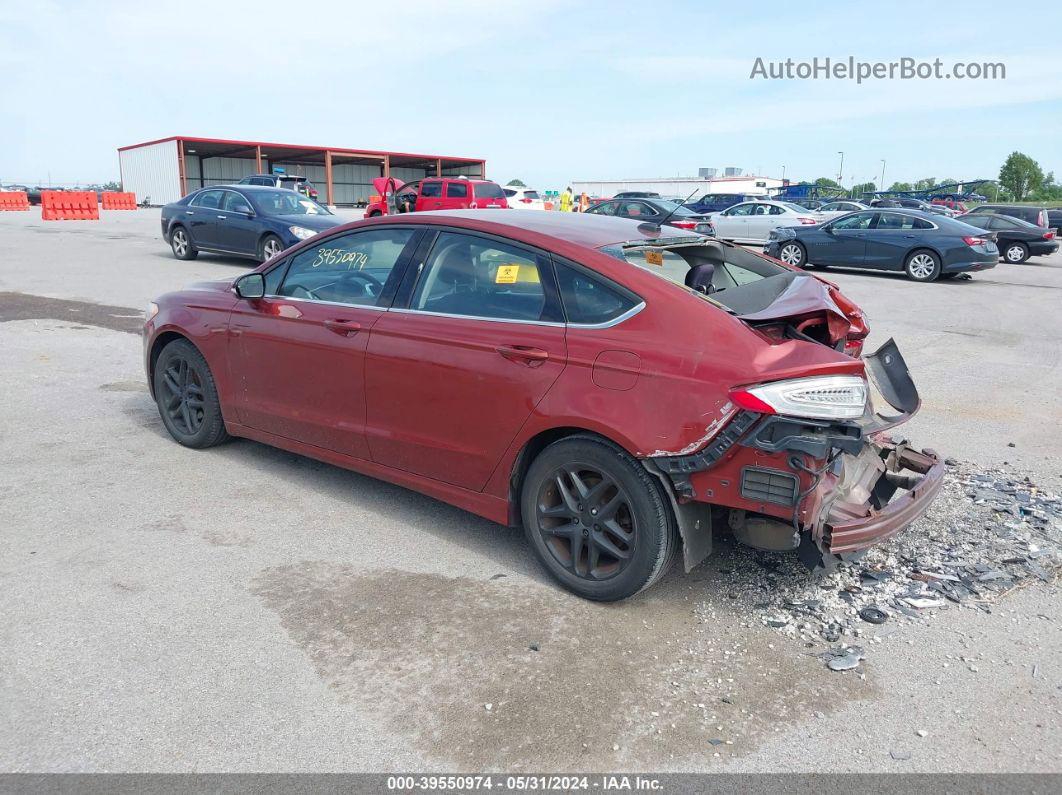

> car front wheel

[
  {"left": 904, "top": 250, "right": 941, "bottom": 282},
  {"left": 778, "top": 241, "right": 806, "bottom": 267},
  {"left": 153, "top": 339, "right": 229, "bottom": 449},
  {"left": 170, "top": 226, "right": 198, "bottom": 260},
  {"left": 259, "top": 234, "right": 284, "bottom": 262},
  {"left": 1003, "top": 242, "right": 1029, "bottom": 263},
  {"left": 521, "top": 436, "right": 678, "bottom": 601}
]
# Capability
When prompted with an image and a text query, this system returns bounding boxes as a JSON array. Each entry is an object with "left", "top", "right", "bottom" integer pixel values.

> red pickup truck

[{"left": 365, "top": 177, "right": 509, "bottom": 217}]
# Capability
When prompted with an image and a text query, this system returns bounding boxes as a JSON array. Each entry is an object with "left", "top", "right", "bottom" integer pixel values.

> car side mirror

[{"left": 234, "top": 273, "right": 265, "bottom": 299}]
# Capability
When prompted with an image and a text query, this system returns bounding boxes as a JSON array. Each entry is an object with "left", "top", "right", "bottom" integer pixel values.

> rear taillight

[
  {"left": 520, "top": 198, "right": 533, "bottom": 203},
  {"left": 730, "top": 375, "right": 868, "bottom": 420},
  {"left": 962, "top": 236, "right": 987, "bottom": 246},
  {"left": 670, "top": 220, "right": 697, "bottom": 229},
  {"left": 1045, "top": 231, "right": 1056, "bottom": 240},
  {"left": 798, "top": 217, "right": 818, "bottom": 225}
]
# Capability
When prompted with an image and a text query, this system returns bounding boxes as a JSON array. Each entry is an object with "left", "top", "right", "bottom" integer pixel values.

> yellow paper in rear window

[
  {"left": 644, "top": 250, "right": 664, "bottom": 266},
  {"left": 496, "top": 265, "right": 520, "bottom": 283}
]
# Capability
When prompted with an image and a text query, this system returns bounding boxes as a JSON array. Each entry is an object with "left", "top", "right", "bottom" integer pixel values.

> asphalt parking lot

[{"left": 1, "top": 209, "right": 1060, "bottom": 773}]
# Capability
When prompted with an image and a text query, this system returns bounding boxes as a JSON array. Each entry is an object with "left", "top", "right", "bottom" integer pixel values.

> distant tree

[
  {"left": 1030, "top": 172, "right": 1062, "bottom": 201},
  {"left": 888, "top": 181, "right": 913, "bottom": 193},
  {"left": 506, "top": 178, "right": 526, "bottom": 187},
  {"left": 814, "top": 177, "right": 841, "bottom": 189},
  {"left": 913, "top": 177, "right": 938, "bottom": 192},
  {"left": 998, "top": 152, "right": 1044, "bottom": 200},
  {"left": 102, "top": 180, "right": 121, "bottom": 191},
  {"left": 851, "top": 181, "right": 876, "bottom": 196}
]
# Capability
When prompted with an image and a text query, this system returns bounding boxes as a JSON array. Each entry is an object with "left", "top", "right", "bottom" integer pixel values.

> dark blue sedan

[
  {"left": 161, "top": 185, "right": 343, "bottom": 263},
  {"left": 763, "top": 209, "right": 998, "bottom": 282}
]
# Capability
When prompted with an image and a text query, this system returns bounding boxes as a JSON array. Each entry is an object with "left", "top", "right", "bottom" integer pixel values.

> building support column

[
  {"left": 480, "top": 160, "right": 486, "bottom": 179},
  {"left": 255, "top": 145, "right": 262, "bottom": 174},
  {"left": 325, "top": 150, "right": 334, "bottom": 206},
  {"left": 177, "top": 139, "right": 187, "bottom": 196},
  {"left": 383, "top": 154, "right": 390, "bottom": 179},
  {"left": 436, "top": 158, "right": 442, "bottom": 177}
]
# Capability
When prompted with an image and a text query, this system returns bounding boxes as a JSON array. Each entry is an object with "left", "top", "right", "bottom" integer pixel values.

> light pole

[
  {"left": 837, "top": 152, "right": 844, "bottom": 185},
  {"left": 879, "top": 159, "right": 886, "bottom": 191},
  {"left": 781, "top": 165, "right": 786, "bottom": 182}
]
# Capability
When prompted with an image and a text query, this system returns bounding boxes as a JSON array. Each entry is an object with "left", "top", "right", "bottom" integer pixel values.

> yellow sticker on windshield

[
  {"left": 496, "top": 264, "right": 520, "bottom": 283},
  {"left": 644, "top": 250, "right": 664, "bottom": 266}
]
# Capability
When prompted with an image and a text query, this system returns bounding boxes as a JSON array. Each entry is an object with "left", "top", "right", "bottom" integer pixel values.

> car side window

[
  {"left": 726, "top": 204, "right": 754, "bottom": 216},
  {"left": 753, "top": 205, "right": 770, "bottom": 215},
  {"left": 446, "top": 182, "right": 468, "bottom": 198},
  {"left": 832, "top": 212, "right": 875, "bottom": 230},
  {"left": 591, "top": 201, "right": 617, "bottom": 216},
  {"left": 767, "top": 205, "right": 786, "bottom": 215},
  {"left": 221, "top": 192, "right": 252, "bottom": 213},
  {"left": 912, "top": 218, "right": 934, "bottom": 230},
  {"left": 420, "top": 181, "right": 442, "bottom": 198},
  {"left": 410, "top": 232, "right": 550, "bottom": 322},
  {"left": 277, "top": 228, "right": 417, "bottom": 307},
  {"left": 554, "top": 260, "right": 638, "bottom": 325},
  {"left": 192, "top": 190, "right": 223, "bottom": 209}
]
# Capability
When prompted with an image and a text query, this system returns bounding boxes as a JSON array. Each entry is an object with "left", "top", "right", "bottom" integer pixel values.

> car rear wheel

[
  {"left": 904, "top": 250, "right": 941, "bottom": 282},
  {"left": 170, "top": 226, "right": 198, "bottom": 260},
  {"left": 1003, "top": 242, "right": 1029, "bottom": 263},
  {"left": 367, "top": 210, "right": 383, "bottom": 218},
  {"left": 259, "top": 234, "right": 284, "bottom": 262},
  {"left": 778, "top": 241, "right": 806, "bottom": 267},
  {"left": 521, "top": 436, "right": 678, "bottom": 601},
  {"left": 153, "top": 339, "right": 229, "bottom": 449}
]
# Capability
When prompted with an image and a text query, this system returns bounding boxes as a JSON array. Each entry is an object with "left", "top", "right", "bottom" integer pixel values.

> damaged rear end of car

[{"left": 607, "top": 237, "right": 944, "bottom": 573}]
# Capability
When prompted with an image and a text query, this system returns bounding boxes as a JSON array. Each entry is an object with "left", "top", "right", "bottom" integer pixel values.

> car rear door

[
  {"left": 183, "top": 189, "right": 224, "bottom": 247},
  {"left": 415, "top": 180, "right": 444, "bottom": 211},
  {"left": 229, "top": 226, "right": 422, "bottom": 458},
  {"left": 862, "top": 212, "right": 930, "bottom": 270},
  {"left": 364, "top": 229, "right": 567, "bottom": 490},
  {"left": 441, "top": 179, "right": 470, "bottom": 210},
  {"left": 215, "top": 189, "right": 259, "bottom": 255}
]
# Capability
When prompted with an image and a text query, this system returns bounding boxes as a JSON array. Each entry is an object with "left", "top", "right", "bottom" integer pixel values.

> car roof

[{"left": 364, "top": 209, "right": 704, "bottom": 249}]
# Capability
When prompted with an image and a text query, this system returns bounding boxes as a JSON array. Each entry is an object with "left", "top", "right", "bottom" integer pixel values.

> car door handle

[
  {"left": 324, "top": 319, "right": 362, "bottom": 336},
  {"left": 217, "top": 214, "right": 226, "bottom": 219},
  {"left": 185, "top": 210, "right": 194, "bottom": 215},
  {"left": 496, "top": 345, "right": 549, "bottom": 366}
]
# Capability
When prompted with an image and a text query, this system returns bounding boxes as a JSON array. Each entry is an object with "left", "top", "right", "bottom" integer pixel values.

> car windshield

[{"left": 253, "top": 189, "right": 332, "bottom": 216}]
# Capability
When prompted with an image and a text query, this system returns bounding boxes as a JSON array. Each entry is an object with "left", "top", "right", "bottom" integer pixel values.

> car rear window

[
  {"left": 473, "top": 182, "right": 505, "bottom": 199},
  {"left": 446, "top": 182, "right": 468, "bottom": 198}
]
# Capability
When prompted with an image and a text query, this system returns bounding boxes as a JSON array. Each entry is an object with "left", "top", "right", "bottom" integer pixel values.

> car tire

[
  {"left": 1002, "top": 242, "right": 1029, "bottom": 264},
  {"left": 778, "top": 241, "right": 806, "bottom": 268},
  {"left": 521, "top": 435, "right": 678, "bottom": 601},
  {"left": 153, "top": 339, "right": 230, "bottom": 449},
  {"left": 259, "top": 234, "right": 284, "bottom": 263},
  {"left": 940, "top": 272, "right": 961, "bottom": 280},
  {"left": 169, "top": 226, "right": 198, "bottom": 260},
  {"left": 904, "top": 249, "right": 942, "bottom": 282},
  {"left": 367, "top": 210, "right": 383, "bottom": 217}
]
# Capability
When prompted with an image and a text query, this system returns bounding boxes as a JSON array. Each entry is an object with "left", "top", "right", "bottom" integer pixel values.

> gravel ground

[{"left": 1, "top": 211, "right": 1060, "bottom": 773}]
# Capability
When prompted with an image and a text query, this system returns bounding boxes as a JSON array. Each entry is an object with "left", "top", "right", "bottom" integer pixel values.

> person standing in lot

[{"left": 559, "top": 186, "right": 573, "bottom": 212}]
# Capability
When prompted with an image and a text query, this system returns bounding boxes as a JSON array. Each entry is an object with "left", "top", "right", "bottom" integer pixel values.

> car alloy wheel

[
  {"left": 905, "top": 252, "right": 939, "bottom": 281},
  {"left": 172, "top": 229, "right": 188, "bottom": 257},
  {"left": 535, "top": 463, "right": 637, "bottom": 581},
  {"left": 159, "top": 355, "right": 206, "bottom": 436},
  {"left": 262, "top": 237, "right": 283, "bottom": 260},
  {"left": 779, "top": 242, "right": 804, "bottom": 266}
]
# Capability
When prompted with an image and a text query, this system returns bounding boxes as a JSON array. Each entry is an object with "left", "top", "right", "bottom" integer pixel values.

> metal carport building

[{"left": 117, "top": 136, "right": 487, "bottom": 207}]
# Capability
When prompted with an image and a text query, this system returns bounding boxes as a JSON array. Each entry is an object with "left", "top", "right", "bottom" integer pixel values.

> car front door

[
  {"left": 815, "top": 211, "right": 876, "bottom": 266},
  {"left": 364, "top": 229, "right": 567, "bottom": 490},
  {"left": 215, "top": 190, "right": 259, "bottom": 255},
  {"left": 712, "top": 202, "right": 754, "bottom": 240},
  {"left": 229, "top": 226, "right": 422, "bottom": 458},
  {"left": 744, "top": 204, "right": 776, "bottom": 241},
  {"left": 184, "top": 189, "right": 224, "bottom": 248}
]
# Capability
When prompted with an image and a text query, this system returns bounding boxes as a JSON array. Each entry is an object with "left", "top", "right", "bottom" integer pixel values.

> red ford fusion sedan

[{"left": 144, "top": 210, "right": 943, "bottom": 601}]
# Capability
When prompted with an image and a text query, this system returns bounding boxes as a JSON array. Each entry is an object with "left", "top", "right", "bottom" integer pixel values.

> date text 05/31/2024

[{"left": 385, "top": 775, "right": 663, "bottom": 791}]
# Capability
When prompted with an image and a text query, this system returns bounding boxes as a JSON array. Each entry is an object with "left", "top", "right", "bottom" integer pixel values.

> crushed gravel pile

[{"left": 693, "top": 460, "right": 1062, "bottom": 668}]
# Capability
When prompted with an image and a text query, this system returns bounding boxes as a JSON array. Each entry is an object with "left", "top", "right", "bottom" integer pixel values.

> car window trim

[
  {"left": 392, "top": 225, "right": 565, "bottom": 324},
  {"left": 550, "top": 254, "right": 646, "bottom": 329},
  {"left": 217, "top": 188, "right": 252, "bottom": 214},
  {"left": 190, "top": 188, "right": 225, "bottom": 208}
]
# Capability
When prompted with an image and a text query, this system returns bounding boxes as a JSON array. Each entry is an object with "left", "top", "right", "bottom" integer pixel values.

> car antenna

[{"left": 648, "top": 188, "right": 700, "bottom": 232}]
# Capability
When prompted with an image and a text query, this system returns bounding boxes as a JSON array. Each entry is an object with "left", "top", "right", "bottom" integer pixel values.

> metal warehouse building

[
  {"left": 572, "top": 175, "right": 785, "bottom": 199},
  {"left": 118, "top": 136, "right": 487, "bottom": 206}
]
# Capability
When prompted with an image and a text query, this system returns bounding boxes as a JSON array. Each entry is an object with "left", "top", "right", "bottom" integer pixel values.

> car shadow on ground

[{"left": 148, "top": 250, "right": 258, "bottom": 268}]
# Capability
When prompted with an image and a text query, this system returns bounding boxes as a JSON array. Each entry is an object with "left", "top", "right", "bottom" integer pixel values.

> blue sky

[{"left": 2, "top": 1, "right": 1059, "bottom": 190}]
